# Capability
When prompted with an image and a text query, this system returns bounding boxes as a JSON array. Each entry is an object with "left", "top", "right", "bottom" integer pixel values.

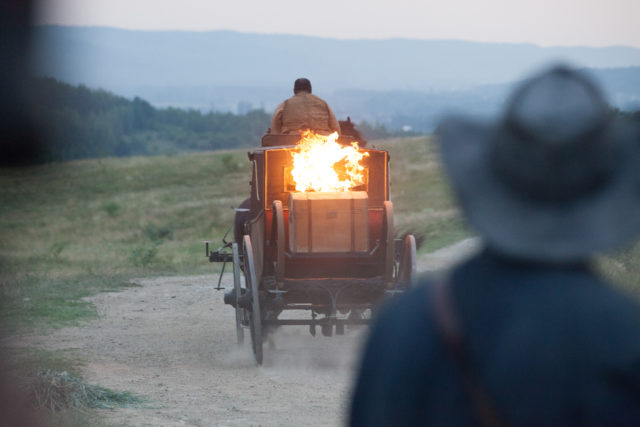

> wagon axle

[{"left": 223, "top": 287, "right": 250, "bottom": 310}]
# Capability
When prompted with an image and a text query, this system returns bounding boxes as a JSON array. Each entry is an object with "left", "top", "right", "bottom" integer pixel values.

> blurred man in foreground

[
  {"left": 270, "top": 78, "right": 341, "bottom": 135},
  {"left": 350, "top": 66, "right": 640, "bottom": 426}
]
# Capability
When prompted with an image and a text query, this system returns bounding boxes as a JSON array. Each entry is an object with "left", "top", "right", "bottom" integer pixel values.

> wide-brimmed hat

[{"left": 437, "top": 65, "right": 640, "bottom": 261}]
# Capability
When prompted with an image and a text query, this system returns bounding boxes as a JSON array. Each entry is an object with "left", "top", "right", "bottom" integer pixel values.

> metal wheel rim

[
  {"left": 383, "top": 201, "right": 395, "bottom": 285},
  {"left": 243, "top": 235, "right": 263, "bottom": 365},
  {"left": 398, "top": 234, "right": 417, "bottom": 288},
  {"left": 272, "top": 200, "right": 285, "bottom": 286},
  {"left": 232, "top": 242, "right": 244, "bottom": 346}
]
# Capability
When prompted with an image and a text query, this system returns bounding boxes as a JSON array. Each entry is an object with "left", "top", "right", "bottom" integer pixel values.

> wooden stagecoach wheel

[
  {"left": 397, "top": 234, "right": 417, "bottom": 289},
  {"left": 231, "top": 242, "right": 244, "bottom": 346},
  {"left": 383, "top": 201, "right": 395, "bottom": 285},
  {"left": 271, "top": 200, "right": 285, "bottom": 287},
  {"left": 242, "top": 235, "right": 263, "bottom": 365}
]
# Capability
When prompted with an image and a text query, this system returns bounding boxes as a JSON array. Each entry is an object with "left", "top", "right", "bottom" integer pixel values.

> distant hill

[
  {"left": 328, "top": 67, "right": 640, "bottom": 131},
  {"left": 32, "top": 26, "right": 640, "bottom": 94},
  {"left": 31, "top": 26, "right": 640, "bottom": 132}
]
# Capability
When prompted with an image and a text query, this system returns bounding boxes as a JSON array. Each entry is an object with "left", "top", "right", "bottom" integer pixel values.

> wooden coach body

[{"left": 245, "top": 145, "right": 390, "bottom": 282}]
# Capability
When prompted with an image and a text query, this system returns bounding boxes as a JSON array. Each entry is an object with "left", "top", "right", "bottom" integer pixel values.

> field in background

[
  {"left": 3, "top": 134, "right": 639, "bottom": 333},
  {"left": 0, "top": 136, "right": 468, "bottom": 336},
  {"left": 373, "top": 136, "right": 469, "bottom": 252}
]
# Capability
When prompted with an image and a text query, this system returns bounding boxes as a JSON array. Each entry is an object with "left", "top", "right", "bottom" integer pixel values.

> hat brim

[{"left": 437, "top": 116, "right": 640, "bottom": 261}]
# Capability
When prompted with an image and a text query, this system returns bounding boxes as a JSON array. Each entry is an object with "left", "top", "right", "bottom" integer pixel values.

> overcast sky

[{"left": 35, "top": 0, "right": 640, "bottom": 48}]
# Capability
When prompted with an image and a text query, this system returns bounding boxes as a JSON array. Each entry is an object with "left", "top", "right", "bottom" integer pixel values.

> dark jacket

[{"left": 350, "top": 250, "right": 640, "bottom": 426}]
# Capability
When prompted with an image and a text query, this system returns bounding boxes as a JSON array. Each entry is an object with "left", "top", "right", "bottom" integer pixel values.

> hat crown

[
  {"left": 507, "top": 68, "right": 607, "bottom": 144},
  {"left": 437, "top": 64, "right": 640, "bottom": 261},
  {"left": 494, "top": 66, "right": 615, "bottom": 202}
]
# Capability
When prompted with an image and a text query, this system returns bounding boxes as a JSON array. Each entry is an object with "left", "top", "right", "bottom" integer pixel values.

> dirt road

[{"left": 25, "top": 238, "right": 479, "bottom": 426}]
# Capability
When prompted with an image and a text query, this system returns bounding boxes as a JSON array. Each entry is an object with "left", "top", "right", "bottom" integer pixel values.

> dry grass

[
  {"left": 0, "top": 137, "right": 467, "bottom": 335},
  {"left": 25, "top": 370, "right": 145, "bottom": 412},
  {"left": 0, "top": 151, "right": 250, "bottom": 280},
  {"left": 0, "top": 367, "right": 143, "bottom": 425},
  {"left": 371, "top": 136, "right": 471, "bottom": 251}
]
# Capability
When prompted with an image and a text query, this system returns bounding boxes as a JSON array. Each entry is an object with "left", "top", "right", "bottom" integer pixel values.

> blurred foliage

[
  {"left": 27, "top": 77, "right": 421, "bottom": 163},
  {"left": 29, "top": 77, "right": 271, "bottom": 163},
  {"left": 598, "top": 241, "right": 640, "bottom": 299},
  {"left": 610, "top": 107, "right": 640, "bottom": 121}
]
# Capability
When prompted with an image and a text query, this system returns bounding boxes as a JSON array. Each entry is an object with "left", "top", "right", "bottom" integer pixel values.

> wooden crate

[{"left": 288, "top": 191, "right": 369, "bottom": 253}]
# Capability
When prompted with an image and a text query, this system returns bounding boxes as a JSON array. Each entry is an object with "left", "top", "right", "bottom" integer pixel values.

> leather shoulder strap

[{"left": 429, "top": 278, "right": 505, "bottom": 427}]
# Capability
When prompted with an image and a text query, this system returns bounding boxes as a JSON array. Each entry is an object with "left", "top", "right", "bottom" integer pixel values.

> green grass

[
  {"left": 2, "top": 137, "right": 638, "bottom": 329},
  {"left": 0, "top": 150, "right": 249, "bottom": 282},
  {"left": 371, "top": 136, "right": 470, "bottom": 252},
  {"left": 0, "top": 137, "right": 465, "bottom": 336},
  {"left": 0, "top": 274, "right": 139, "bottom": 335}
]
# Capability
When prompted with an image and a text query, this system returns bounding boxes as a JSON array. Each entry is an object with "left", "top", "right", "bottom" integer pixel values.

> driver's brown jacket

[{"left": 270, "top": 92, "right": 341, "bottom": 135}]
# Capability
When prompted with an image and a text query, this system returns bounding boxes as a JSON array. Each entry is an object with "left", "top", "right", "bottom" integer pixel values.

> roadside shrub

[
  {"left": 129, "top": 246, "right": 158, "bottom": 268},
  {"left": 144, "top": 224, "right": 173, "bottom": 243},
  {"left": 220, "top": 153, "right": 240, "bottom": 173},
  {"left": 41, "top": 241, "right": 70, "bottom": 265},
  {"left": 25, "top": 369, "right": 144, "bottom": 411},
  {"left": 101, "top": 201, "right": 121, "bottom": 217}
]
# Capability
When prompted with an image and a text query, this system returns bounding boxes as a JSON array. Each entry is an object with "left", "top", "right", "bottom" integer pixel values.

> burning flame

[{"left": 290, "top": 130, "right": 369, "bottom": 192}]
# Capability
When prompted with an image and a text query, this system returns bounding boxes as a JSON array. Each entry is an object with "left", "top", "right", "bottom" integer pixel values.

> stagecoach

[{"left": 206, "top": 131, "right": 416, "bottom": 365}]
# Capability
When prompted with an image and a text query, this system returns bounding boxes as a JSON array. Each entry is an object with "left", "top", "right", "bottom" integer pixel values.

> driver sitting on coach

[
  {"left": 236, "top": 78, "right": 341, "bottom": 243},
  {"left": 269, "top": 78, "right": 341, "bottom": 135}
]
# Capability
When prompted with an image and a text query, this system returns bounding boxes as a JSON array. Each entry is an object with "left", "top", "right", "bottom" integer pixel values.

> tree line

[
  {"left": 29, "top": 78, "right": 272, "bottom": 161},
  {"left": 27, "top": 78, "right": 407, "bottom": 163}
]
